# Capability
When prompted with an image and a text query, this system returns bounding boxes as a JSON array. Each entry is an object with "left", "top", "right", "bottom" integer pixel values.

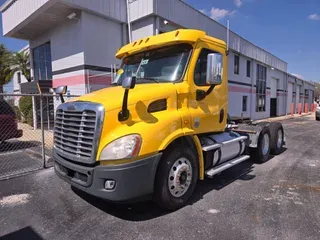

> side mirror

[
  {"left": 119, "top": 76, "right": 136, "bottom": 121},
  {"left": 55, "top": 85, "right": 67, "bottom": 95},
  {"left": 206, "top": 53, "right": 223, "bottom": 85},
  {"left": 122, "top": 76, "right": 136, "bottom": 89},
  {"left": 55, "top": 85, "right": 67, "bottom": 103}
]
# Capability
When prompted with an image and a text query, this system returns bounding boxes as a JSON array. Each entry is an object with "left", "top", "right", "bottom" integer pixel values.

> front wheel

[{"left": 153, "top": 144, "right": 199, "bottom": 211}]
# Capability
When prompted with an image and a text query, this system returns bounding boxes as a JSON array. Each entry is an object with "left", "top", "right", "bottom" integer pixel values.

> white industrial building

[{"left": 1, "top": 0, "right": 315, "bottom": 121}]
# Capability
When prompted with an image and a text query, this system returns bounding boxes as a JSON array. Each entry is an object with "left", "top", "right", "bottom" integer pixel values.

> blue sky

[{"left": 0, "top": 0, "right": 319, "bottom": 81}]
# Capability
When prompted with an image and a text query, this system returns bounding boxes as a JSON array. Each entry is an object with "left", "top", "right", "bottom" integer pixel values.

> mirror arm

[
  {"left": 196, "top": 85, "right": 215, "bottom": 101},
  {"left": 206, "top": 85, "right": 215, "bottom": 95},
  {"left": 118, "top": 89, "right": 130, "bottom": 121},
  {"left": 59, "top": 94, "right": 65, "bottom": 103}
]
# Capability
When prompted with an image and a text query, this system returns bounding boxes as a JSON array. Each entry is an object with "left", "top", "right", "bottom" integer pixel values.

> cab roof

[{"left": 115, "top": 29, "right": 226, "bottom": 59}]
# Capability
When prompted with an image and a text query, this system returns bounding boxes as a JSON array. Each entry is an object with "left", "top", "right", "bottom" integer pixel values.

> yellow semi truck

[{"left": 53, "top": 29, "right": 285, "bottom": 210}]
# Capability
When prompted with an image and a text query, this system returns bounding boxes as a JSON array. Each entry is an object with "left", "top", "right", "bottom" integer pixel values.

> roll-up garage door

[{"left": 287, "top": 83, "right": 293, "bottom": 114}]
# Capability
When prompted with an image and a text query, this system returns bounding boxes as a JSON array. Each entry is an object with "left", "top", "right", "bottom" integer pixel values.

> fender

[
  {"left": 192, "top": 135, "right": 205, "bottom": 180},
  {"left": 159, "top": 128, "right": 205, "bottom": 180}
]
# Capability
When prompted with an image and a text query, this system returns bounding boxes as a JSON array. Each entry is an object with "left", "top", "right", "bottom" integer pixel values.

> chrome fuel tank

[{"left": 200, "top": 131, "right": 246, "bottom": 167}]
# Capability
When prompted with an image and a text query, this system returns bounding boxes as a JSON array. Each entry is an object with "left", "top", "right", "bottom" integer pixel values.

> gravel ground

[{"left": 0, "top": 115, "right": 319, "bottom": 240}]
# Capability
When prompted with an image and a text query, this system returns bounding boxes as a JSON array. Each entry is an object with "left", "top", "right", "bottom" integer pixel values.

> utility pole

[{"left": 126, "top": 0, "right": 132, "bottom": 43}]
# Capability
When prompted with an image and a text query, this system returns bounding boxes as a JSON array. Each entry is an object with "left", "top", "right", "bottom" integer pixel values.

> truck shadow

[
  {"left": 0, "top": 226, "right": 44, "bottom": 240},
  {"left": 0, "top": 141, "right": 41, "bottom": 153},
  {"left": 72, "top": 158, "right": 272, "bottom": 222}
]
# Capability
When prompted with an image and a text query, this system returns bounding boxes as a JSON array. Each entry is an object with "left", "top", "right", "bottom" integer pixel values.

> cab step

[{"left": 205, "top": 155, "right": 250, "bottom": 178}]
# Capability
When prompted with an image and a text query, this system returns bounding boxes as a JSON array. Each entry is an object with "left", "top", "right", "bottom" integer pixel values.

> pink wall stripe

[
  {"left": 53, "top": 75, "right": 86, "bottom": 88},
  {"left": 53, "top": 74, "right": 288, "bottom": 98}
]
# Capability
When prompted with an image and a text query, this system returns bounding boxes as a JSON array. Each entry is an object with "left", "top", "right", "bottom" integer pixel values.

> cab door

[{"left": 187, "top": 41, "right": 228, "bottom": 134}]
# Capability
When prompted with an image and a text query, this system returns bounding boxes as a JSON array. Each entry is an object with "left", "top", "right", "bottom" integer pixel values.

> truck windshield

[{"left": 114, "top": 43, "right": 192, "bottom": 84}]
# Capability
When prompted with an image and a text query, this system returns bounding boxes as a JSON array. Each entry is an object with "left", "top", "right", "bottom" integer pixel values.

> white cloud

[
  {"left": 210, "top": 7, "right": 236, "bottom": 21},
  {"left": 199, "top": 9, "right": 207, "bottom": 14},
  {"left": 308, "top": 13, "right": 320, "bottom": 20},
  {"left": 292, "top": 73, "right": 304, "bottom": 80},
  {"left": 234, "top": 0, "right": 243, "bottom": 8}
]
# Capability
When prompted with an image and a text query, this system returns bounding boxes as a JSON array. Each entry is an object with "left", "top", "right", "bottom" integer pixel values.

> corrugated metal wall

[
  {"left": 63, "top": 0, "right": 127, "bottom": 22},
  {"left": 82, "top": 12, "right": 123, "bottom": 67},
  {"left": 154, "top": 0, "right": 288, "bottom": 73},
  {"left": 129, "top": 0, "right": 154, "bottom": 22},
  {"left": 131, "top": 16, "right": 154, "bottom": 41},
  {"left": 1, "top": 0, "right": 50, "bottom": 35}
]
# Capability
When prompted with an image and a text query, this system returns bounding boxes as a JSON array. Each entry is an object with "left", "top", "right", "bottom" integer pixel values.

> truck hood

[{"left": 70, "top": 83, "right": 177, "bottom": 111}]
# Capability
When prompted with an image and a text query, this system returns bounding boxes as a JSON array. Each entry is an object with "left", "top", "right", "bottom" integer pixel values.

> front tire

[{"left": 153, "top": 144, "right": 199, "bottom": 211}]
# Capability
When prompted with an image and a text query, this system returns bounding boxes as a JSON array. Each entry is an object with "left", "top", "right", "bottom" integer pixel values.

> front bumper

[{"left": 54, "top": 150, "right": 162, "bottom": 202}]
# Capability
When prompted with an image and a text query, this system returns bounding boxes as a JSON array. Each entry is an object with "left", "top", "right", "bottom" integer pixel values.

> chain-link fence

[{"left": 0, "top": 93, "right": 80, "bottom": 180}]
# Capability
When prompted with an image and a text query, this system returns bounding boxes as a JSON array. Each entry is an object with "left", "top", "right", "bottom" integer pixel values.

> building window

[
  {"left": 234, "top": 55, "right": 239, "bottom": 75},
  {"left": 33, "top": 42, "right": 52, "bottom": 81},
  {"left": 194, "top": 48, "right": 222, "bottom": 86},
  {"left": 305, "top": 89, "right": 309, "bottom": 97},
  {"left": 256, "top": 64, "right": 267, "bottom": 112},
  {"left": 242, "top": 96, "right": 248, "bottom": 112},
  {"left": 17, "top": 72, "right": 21, "bottom": 84},
  {"left": 246, "top": 60, "right": 251, "bottom": 78}
]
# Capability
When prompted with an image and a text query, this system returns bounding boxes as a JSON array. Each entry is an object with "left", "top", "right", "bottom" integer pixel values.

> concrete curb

[{"left": 255, "top": 113, "right": 313, "bottom": 123}]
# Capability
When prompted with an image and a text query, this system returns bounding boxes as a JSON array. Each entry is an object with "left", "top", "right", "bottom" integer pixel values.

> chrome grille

[{"left": 54, "top": 102, "right": 104, "bottom": 164}]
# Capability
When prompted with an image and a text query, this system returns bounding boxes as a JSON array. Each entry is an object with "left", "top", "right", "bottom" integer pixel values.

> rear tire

[
  {"left": 251, "top": 127, "right": 271, "bottom": 163},
  {"left": 269, "top": 122, "right": 284, "bottom": 155},
  {"left": 153, "top": 143, "right": 199, "bottom": 211},
  {"left": 316, "top": 116, "right": 320, "bottom": 121}
]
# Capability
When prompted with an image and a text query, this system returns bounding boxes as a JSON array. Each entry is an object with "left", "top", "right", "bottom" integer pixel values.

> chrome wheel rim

[
  {"left": 277, "top": 129, "right": 283, "bottom": 149},
  {"left": 168, "top": 157, "right": 193, "bottom": 197},
  {"left": 262, "top": 133, "right": 270, "bottom": 156}
]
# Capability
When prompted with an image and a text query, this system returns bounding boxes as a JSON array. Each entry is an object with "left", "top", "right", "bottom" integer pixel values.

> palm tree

[
  {"left": 0, "top": 44, "right": 14, "bottom": 96},
  {"left": 11, "top": 50, "right": 31, "bottom": 82}
]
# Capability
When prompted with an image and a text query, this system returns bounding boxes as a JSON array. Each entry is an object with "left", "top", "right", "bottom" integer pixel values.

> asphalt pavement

[{"left": 0, "top": 115, "right": 319, "bottom": 240}]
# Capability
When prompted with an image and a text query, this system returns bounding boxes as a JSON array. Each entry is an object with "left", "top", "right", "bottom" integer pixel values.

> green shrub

[
  {"left": 26, "top": 109, "right": 33, "bottom": 126},
  {"left": 12, "top": 106, "right": 21, "bottom": 121},
  {"left": 19, "top": 96, "right": 33, "bottom": 121}
]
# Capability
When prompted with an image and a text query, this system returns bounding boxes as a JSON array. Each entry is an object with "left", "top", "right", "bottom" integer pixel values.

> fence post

[
  {"left": 47, "top": 96, "right": 50, "bottom": 130},
  {"left": 40, "top": 95, "right": 46, "bottom": 168}
]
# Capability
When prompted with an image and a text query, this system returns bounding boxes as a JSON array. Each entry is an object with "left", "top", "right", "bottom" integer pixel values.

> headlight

[{"left": 99, "top": 134, "right": 142, "bottom": 160}]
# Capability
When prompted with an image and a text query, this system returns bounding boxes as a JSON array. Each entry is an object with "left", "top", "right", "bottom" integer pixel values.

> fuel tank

[{"left": 200, "top": 131, "right": 246, "bottom": 170}]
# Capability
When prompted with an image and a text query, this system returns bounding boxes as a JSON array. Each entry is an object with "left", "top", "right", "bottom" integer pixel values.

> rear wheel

[
  {"left": 316, "top": 116, "right": 320, "bottom": 121},
  {"left": 269, "top": 122, "right": 284, "bottom": 155},
  {"left": 251, "top": 127, "right": 271, "bottom": 163},
  {"left": 153, "top": 143, "right": 199, "bottom": 211}
]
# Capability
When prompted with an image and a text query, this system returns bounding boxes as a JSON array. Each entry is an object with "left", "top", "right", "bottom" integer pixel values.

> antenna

[{"left": 226, "top": 17, "right": 230, "bottom": 56}]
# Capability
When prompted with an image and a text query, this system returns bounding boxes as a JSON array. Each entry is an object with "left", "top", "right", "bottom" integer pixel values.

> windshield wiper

[{"left": 137, "top": 77, "right": 160, "bottom": 83}]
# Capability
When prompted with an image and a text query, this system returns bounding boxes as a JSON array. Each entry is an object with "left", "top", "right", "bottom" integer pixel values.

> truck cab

[{"left": 53, "top": 29, "right": 285, "bottom": 210}]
